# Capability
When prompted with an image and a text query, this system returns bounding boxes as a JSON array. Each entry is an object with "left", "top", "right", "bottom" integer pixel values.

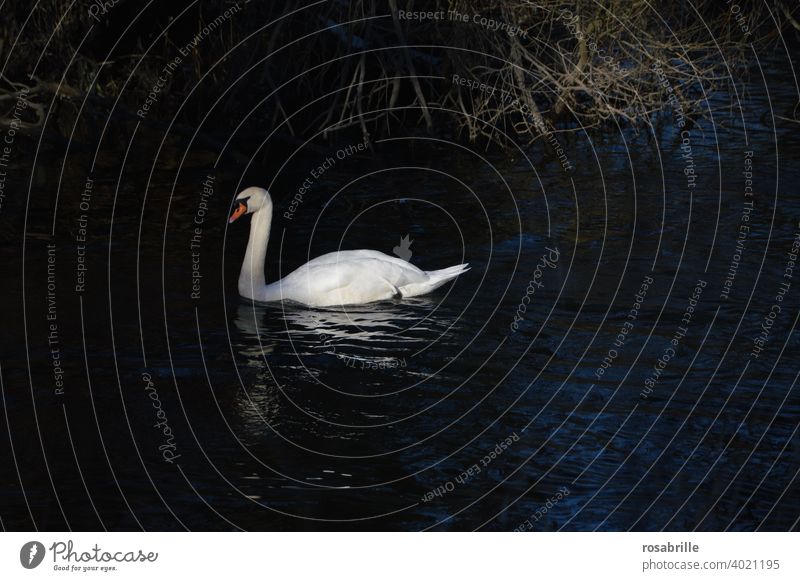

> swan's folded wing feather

[
  {"left": 277, "top": 256, "right": 423, "bottom": 306},
  {"left": 304, "top": 250, "right": 425, "bottom": 275}
]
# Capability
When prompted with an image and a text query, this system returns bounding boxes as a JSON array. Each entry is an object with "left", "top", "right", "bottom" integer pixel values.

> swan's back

[
  {"left": 274, "top": 250, "right": 432, "bottom": 306},
  {"left": 303, "top": 250, "right": 424, "bottom": 272}
]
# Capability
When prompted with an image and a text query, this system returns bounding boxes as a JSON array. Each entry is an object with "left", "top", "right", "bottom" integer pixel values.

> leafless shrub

[{"left": 0, "top": 1, "right": 796, "bottom": 147}]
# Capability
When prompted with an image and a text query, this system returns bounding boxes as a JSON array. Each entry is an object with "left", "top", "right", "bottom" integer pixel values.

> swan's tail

[{"left": 399, "top": 263, "right": 470, "bottom": 298}]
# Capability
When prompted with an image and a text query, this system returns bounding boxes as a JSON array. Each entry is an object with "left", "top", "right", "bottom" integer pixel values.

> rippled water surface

[{"left": 1, "top": 60, "right": 799, "bottom": 531}]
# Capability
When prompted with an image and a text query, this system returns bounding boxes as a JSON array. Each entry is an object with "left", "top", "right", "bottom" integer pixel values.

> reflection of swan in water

[{"left": 233, "top": 298, "right": 456, "bottom": 366}]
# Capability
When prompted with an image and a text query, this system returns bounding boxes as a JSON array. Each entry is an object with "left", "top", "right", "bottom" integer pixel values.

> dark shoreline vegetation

[{"left": 1, "top": 0, "right": 798, "bottom": 158}]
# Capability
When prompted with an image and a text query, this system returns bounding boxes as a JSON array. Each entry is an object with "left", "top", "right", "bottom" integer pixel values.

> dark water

[{"left": 1, "top": 60, "right": 799, "bottom": 531}]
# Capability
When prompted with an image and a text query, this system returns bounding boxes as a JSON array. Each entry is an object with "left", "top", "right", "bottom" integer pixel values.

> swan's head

[{"left": 229, "top": 187, "right": 272, "bottom": 223}]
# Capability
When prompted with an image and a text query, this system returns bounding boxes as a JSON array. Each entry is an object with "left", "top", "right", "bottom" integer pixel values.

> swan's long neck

[{"left": 239, "top": 204, "right": 281, "bottom": 301}]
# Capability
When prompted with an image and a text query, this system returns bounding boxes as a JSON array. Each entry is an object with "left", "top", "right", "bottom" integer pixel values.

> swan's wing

[
  {"left": 301, "top": 251, "right": 428, "bottom": 285},
  {"left": 303, "top": 250, "right": 423, "bottom": 273},
  {"left": 277, "top": 254, "right": 426, "bottom": 306}
]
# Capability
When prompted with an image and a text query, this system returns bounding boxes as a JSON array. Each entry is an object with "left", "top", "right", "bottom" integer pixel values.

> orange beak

[{"left": 228, "top": 202, "right": 247, "bottom": 223}]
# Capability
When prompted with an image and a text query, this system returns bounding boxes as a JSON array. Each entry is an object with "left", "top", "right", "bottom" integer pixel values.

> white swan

[{"left": 229, "top": 187, "right": 469, "bottom": 307}]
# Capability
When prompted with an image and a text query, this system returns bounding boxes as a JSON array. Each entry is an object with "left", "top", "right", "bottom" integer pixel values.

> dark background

[{"left": 0, "top": 1, "right": 799, "bottom": 531}]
